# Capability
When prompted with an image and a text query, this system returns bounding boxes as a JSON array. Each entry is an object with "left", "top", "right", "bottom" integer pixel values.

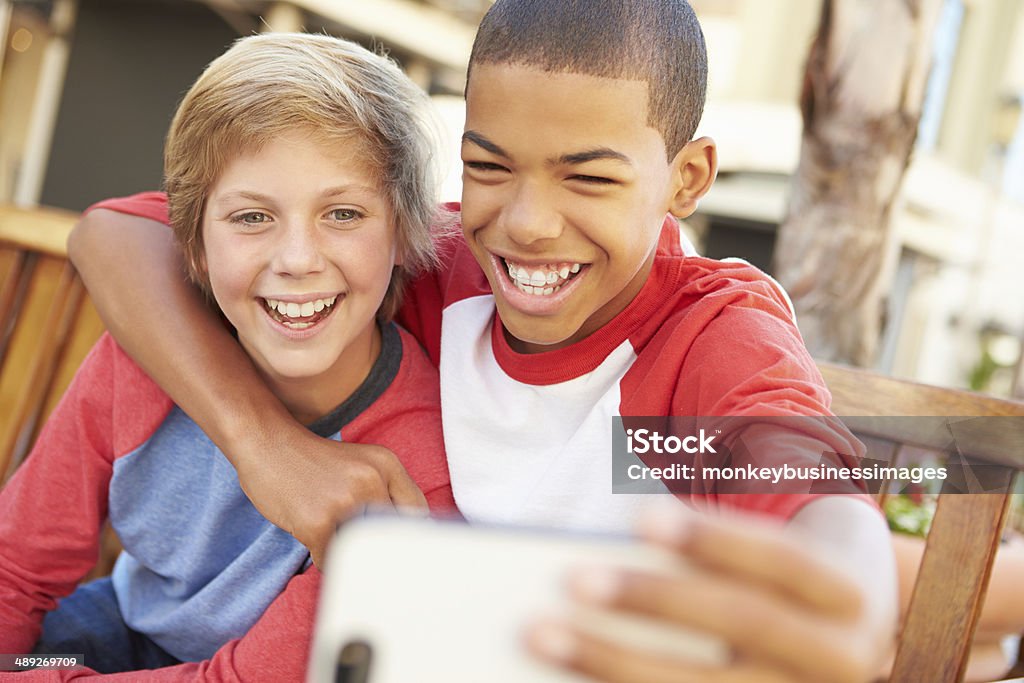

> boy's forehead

[
  {"left": 466, "top": 62, "right": 650, "bottom": 108},
  {"left": 464, "top": 64, "right": 664, "bottom": 157}
]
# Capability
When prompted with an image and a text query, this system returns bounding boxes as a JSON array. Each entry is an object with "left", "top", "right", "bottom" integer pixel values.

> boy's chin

[{"left": 500, "top": 315, "right": 583, "bottom": 354}]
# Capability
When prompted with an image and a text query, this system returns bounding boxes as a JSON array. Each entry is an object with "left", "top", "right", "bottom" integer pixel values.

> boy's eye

[
  {"left": 230, "top": 211, "right": 271, "bottom": 225},
  {"left": 327, "top": 208, "right": 361, "bottom": 222},
  {"left": 570, "top": 174, "right": 616, "bottom": 185},
  {"left": 464, "top": 161, "right": 509, "bottom": 173}
]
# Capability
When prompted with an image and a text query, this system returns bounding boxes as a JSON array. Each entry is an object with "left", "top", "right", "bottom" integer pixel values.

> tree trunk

[{"left": 774, "top": 0, "right": 942, "bottom": 366}]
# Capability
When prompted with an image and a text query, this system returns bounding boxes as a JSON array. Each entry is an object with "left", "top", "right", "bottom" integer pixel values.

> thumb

[
  {"left": 386, "top": 467, "right": 428, "bottom": 510},
  {"left": 310, "top": 541, "right": 328, "bottom": 570}
]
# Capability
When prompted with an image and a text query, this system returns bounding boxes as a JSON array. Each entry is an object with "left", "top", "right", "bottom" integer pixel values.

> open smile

[
  {"left": 260, "top": 295, "right": 340, "bottom": 330},
  {"left": 487, "top": 253, "right": 591, "bottom": 318},
  {"left": 500, "top": 257, "right": 586, "bottom": 296}
]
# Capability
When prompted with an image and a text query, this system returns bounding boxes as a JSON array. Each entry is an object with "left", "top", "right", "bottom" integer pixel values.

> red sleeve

[
  {"left": 2, "top": 568, "right": 321, "bottom": 682},
  {"left": 396, "top": 267, "right": 447, "bottom": 369},
  {"left": 86, "top": 191, "right": 169, "bottom": 225},
  {"left": 394, "top": 206, "right": 462, "bottom": 368},
  {"left": 0, "top": 335, "right": 170, "bottom": 652},
  {"left": 673, "top": 286, "right": 876, "bottom": 521}
]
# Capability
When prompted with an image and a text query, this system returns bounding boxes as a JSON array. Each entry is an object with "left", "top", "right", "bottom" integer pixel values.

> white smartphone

[{"left": 307, "top": 514, "right": 727, "bottom": 683}]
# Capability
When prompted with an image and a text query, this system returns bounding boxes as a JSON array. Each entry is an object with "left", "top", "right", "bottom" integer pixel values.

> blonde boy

[{"left": 0, "top": 33, "right": 452, "bottom": 679}]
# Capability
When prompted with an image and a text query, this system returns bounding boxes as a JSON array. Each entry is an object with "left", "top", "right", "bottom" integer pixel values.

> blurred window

[{"left": 917, "top": 0, "right": 965, "bottom": 153}]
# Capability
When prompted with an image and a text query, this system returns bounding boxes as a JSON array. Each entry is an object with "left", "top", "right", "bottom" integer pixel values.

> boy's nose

[
  {"left": 272, "top": 224, "right": 327, "bottom": 276},
  {"left": 498, "top": 184, "right": 564, "bottom": 247}
]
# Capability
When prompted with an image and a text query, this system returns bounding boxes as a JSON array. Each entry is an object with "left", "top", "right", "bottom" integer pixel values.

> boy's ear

[{"left": 667, "top": 137, "right": 718, "bottom": 218}]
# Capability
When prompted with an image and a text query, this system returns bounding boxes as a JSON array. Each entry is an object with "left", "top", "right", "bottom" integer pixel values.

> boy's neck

[{"left": 257, "top": 322, "right": 383, "bottom": 426}]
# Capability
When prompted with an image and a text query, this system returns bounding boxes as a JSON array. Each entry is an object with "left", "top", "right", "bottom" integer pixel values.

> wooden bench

[
  {"left": 0, "top": 203, "right": 105, "bottom": 483},
  {"left": 819, "top": 361, "right": 1024, "bottom": 683}
]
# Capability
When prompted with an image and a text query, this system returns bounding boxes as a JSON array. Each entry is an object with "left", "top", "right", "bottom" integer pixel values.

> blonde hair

[{"left": 164, "top": 33, "right": 439, "bottom": 319}]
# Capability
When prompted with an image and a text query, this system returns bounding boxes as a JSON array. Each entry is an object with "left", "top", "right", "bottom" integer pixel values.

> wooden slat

[
  {"left": 890, "top": 479, "right": 1016, "bottom": 682},
  {"left": 820, "top": 362, "right": 1024, "bottom": 417},
  {"left": 0, "top": 255, "right": 68, "bottom": 465},
  {"left": 0, "top": 251, "right": 37, "bottom": 365},
  {"left": 0, "top": 263, "right": 84, "bottom": 480},
  {"left": 0, "top": 203, "right": 79, "bottom": 257},
  {"left": 818, "top": 359, "right": 1024, "bottom": 683},
  {"left": 821, "top": 362, "right": 1024, "bottom": 469}
]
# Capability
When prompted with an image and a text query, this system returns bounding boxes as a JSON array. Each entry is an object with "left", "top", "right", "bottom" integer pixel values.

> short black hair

[{"left": 468, "top": 0, "right": 708, "bottom": 158}]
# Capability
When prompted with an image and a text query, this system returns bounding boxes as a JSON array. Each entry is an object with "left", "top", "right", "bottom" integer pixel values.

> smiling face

[
  {"left": 461, "top": 64, "right": 715, "bottom": 354},
  {"left": 202, "top": 130, "right": 397, "bottom": 420}
]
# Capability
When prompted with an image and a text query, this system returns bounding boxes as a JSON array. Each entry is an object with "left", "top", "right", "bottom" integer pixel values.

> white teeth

[
  {"left": 503, "top": 259, "right": 585, "bottom": 296},
  {"left": 266, "top": 295, "right": 338, "bottom": 319}
]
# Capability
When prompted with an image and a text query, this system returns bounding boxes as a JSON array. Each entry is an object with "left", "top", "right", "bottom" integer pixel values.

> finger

[
  {"left": 525, "top": 618, "right": 798, "bottom": 683},
  {"left": 387, "top": 474, "right": 428, "bottom": 510},
  {"left": 566, "top": 567, "right": 864, "bottom": 683},
  {"left": 309, "top": 543, "right": 326, "bottom": 569},
  {"left": 368, "top": 449, "right": 428, "bottom": 509},
  {"left": 639, "top": 507, "right": 861, "bottom": 618}
]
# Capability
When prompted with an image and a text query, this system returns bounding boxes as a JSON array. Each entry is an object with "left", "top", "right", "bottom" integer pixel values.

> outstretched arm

[
  {"left": 528, "top": 498, "right": 897, "bottom": 683},
  {"left": 68, "top": 208, "right": 427, "bottom": 566}
]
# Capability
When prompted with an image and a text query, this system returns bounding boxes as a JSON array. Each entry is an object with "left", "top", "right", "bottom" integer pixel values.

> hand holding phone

[{"left": 308, "top": 515, "right": 727, "bottom": 683}]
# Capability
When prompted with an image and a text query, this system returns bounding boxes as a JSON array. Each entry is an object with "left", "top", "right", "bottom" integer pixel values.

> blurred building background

[{"left": 1, "top": 0, "right": 1022, "bottom": 395}]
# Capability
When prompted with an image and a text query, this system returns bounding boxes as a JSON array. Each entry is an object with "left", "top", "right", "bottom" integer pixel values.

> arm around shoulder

[{"left": 68, "top": 205, "right": 427, "bottom": 566}]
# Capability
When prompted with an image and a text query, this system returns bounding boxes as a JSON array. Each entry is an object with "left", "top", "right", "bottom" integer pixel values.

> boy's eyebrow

[
  {"left": 462, "top": 130, "right": 509, "bottom": 159},
  {"left": 462, "top": 130, "right": 632, "bottom": 167},
  {"left": 554, "top": 148, "right": 632, "bottom": 166},
  {"left": 318, "top": 184, "right": 378, "bottom": 197},
  {"left": 212, "top": 190, "right": 272, "bottom": 204},
  {"left": 212, "top": 185, "right": 377, "bottom": 205}
]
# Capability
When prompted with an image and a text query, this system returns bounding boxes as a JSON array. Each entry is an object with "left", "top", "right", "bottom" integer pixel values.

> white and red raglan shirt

[
  {"left": 397, "top": 205, "right": 866, "bottom": 531},
  {"left": 93, "top": 194, "right": 865, "bottom": 538}
]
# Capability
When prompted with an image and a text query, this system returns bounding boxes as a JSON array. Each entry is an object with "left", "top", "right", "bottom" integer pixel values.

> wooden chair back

[
  {"left": 0, "top": 203, "right": 105, "bottom": 483},
  {"left": 818, "top": 361, "right": 1024, "bottom": 683}
]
